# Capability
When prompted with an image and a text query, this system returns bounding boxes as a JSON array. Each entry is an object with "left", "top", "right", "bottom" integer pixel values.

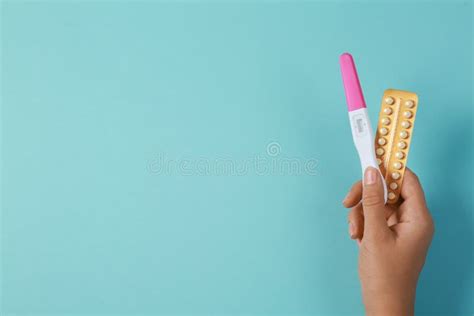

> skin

[{"left": 343, "top": 167, "right": 434, "bottom": 316}]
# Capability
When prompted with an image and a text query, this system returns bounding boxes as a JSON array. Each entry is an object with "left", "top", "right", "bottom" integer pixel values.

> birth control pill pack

[{"left": 375, "top": 89, "right": 418, "bottom": 204}]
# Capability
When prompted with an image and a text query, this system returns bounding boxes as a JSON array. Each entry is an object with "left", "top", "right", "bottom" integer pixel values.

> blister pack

[{"left": 375, "top": 89, "right": 418, "bottom": 203}]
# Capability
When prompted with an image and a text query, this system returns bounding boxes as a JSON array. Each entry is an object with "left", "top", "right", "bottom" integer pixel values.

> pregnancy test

[{"left": 340, "top": 53, "right": 387, "bottom": 202}]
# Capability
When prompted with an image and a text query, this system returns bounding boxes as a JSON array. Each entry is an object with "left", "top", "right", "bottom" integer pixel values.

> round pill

[
  {"left": 385, "top": 97, "right": 394, "bottom": 105},
  {"left": 392, "top": 172, "right": 401, "bottom": 180},
  {"left": 376, "top": 148, "right": 385, "bottom": 156},
  {"left": 381, "top": 117, "right": 391, "bottom": 125},
  {"left": 389, "top": 182, "right": 398, "bottom": 190},
  {"left": 398, "top": 141, "right": 407, "bottom": 149},
  {"left": 388, "top": 192, "right": 396, "bottom": 200},
  {"left": 393, "top": 162, "right": 403, "bottom": 169},
  {"left": 400, "top": 131, "right": 409, "bottom": 139},
  {"left": 379, "top": 127, "right": 388, "bottom": 135},
  {"left": 383, "top": 107, "right": 392, "bottom": 115},
  {"left": 403, "top": 111, "right": 413, "bottom": 118},
  {"left": 395, "top": 151, "right": 405, "bottom": 159},
  {"left": 405, "top": 100, "right": 415, "bottom": 108},
  {"left": 376, "top": 158, "right": 382, "bottom": 165},
  {"left": 378, "top": 138, "right": 386, "bottom": 145},
  {"left": 401, "top": 121, "right": 411, "bottom": 128}
]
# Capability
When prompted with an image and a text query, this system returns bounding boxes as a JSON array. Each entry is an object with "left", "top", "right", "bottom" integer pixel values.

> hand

[{"left": 343, "top": 167, "right": 434, "bottom": 316}]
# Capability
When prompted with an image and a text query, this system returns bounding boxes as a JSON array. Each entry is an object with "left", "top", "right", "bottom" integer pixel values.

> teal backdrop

[{"left": 1, "top": 1, "right": 472, "bottom": 315}]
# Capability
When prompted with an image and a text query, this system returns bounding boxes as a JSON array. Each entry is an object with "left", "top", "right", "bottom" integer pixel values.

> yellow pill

[
  {"left": 393, "top": 162, "right": 403, "bottom": 169},
  {"left": 405, "top": 100, "right": 415, "bottom": 108},
  {"left": 395, "top": 151, "right": 405, "bottom": 159},
  {"left": 389, "top": 182, "right": 398, "bottom": 190},
  {"left": 382, "top": 118, "right": 391, "bottom": 125},
  {"left": 401, "top": 121, "right": 411, "bottom": 128},
  {"left": 400, "top": 131, "right": 409, "bottom": 139},
  {"left": 388, "top": 192, "right": 396, "bottom": 200},
  {"left": 378, "top": 138, "right": 387, "bottom": 145},
  {"left": 376, "top": 148, "right": 385, "bottom": 156},
  {"left": 379, "top": 127, "right": 389, "bottom": 135},
  {"left": 376, "top": 158, "right": 382, "bottom": 165},
  {"left": 392, "top": 172, "right": 401, "bottom": 180},
  {"left": 403, "top": 111, "right": 413, "bottom": 118},
  {"left": 384, "top": 107, "right": 392, "bottom": 115},
  {"left": 385, "top": 97, "right": 395, "bottom": 105},
  {"left": 398, "top": 141, "right": 407, "bottom": 149}
]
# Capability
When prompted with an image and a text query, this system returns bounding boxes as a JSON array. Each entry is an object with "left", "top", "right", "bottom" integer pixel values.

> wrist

[
  {"left": 365, "top": 294, "right": 415, "bottom": 316},
  {"left": 363, "top": 282, "right": 416, "bottom": 316}
]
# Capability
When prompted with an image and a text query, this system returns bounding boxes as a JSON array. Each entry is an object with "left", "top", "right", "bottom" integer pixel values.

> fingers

[
  {"left": 343, "top": 180, "right": 362, "bottom": 208},
  {"left": 398, "top": 168, "right": 433, "bottom": 226},
  {"left": 387, "top": 211, "right": 399, "bottom": 227},
  {"left": 347, "top": 203, "right": 364, "bottom": 239},
  {"left": 400, "top": 168, "right": 427, "bottom": 207},
  {"left": 362, "top": 167, "right": 391, "bottom": 240},
  {"left": 347, "top": 204, "right": 397, "bottom": 240}
]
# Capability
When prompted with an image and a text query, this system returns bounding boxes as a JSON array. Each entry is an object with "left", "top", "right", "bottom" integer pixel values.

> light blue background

[{"left": 1, "top": 1, "right": 472, "bottom": 315}]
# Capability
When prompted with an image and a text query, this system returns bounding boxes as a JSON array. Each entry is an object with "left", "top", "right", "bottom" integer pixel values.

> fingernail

[
  {"left": 349, "top": 222, "right": 355, "bottom": 238},
  {"left": 365, "top": 167, "right": 377, "bottom": 185}
]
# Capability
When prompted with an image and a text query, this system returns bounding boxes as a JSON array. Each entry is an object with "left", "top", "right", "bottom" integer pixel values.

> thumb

[{"left": 362, "top": 167, "right": 390, "bottom": 239}]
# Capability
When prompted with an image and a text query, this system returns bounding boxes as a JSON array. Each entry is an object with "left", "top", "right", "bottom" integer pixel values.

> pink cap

[{"left": 340, "top": 53, "right": 366, "bottom": 111}]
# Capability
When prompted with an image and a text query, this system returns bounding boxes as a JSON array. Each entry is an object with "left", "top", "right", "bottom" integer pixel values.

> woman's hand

[{"left": 343, "top": 167, "right": 434, "bottom": 316}]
